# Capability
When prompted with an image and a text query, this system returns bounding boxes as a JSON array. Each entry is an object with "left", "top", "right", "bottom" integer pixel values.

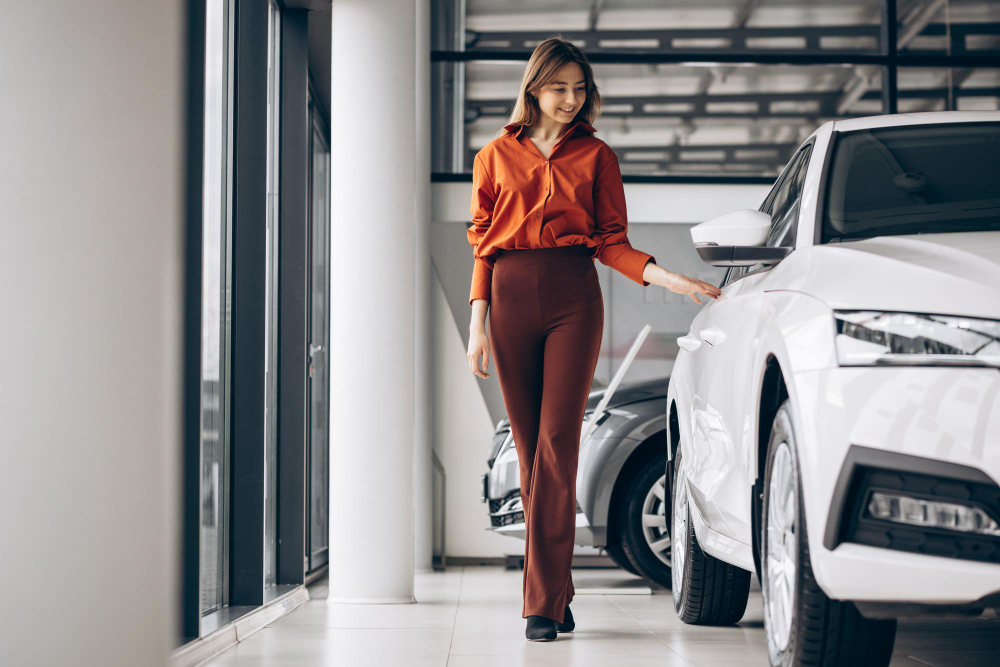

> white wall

[
  {"left": 0, "top": 2, "right": 185, "bottom": 665},
  {"left": 431, "top": 180, "right": 771, "bottom": 558},
  {"left": 432, "top": 272, "right": 525, "bottom": 559},
  {"left": 433, "top": 180, "right": 772, "bottom": 226}
]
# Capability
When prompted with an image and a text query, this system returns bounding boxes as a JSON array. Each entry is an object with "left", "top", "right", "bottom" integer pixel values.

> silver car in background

[{"left": 482, "top": 375, "right": 672, "bottom": 587}]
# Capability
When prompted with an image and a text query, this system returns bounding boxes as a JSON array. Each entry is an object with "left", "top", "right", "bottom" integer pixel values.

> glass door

[
  {"left": 200, "top": 0, "right": 234, "bottom": 618},
  {"left": 306, "top": 89, "right": 331, "bottom": 573},
  {"left": 263, "top": 0, "right": 282, "bottom": 590}
]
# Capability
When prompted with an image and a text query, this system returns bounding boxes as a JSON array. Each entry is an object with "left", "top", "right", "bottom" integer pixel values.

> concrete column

[
  {"left": 328, "top": 0, "right": 418, "bottom": 602},
  {"left": 0, "top": 2, "right": 184, "bottom": 664},
  {"left": 413, "top": 0, "right": 435, "bottom": 574}
]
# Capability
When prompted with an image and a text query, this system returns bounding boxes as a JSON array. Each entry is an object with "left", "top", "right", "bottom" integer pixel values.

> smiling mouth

[{"left": 558, "top": 107, "right": 575, "bottom": 114}]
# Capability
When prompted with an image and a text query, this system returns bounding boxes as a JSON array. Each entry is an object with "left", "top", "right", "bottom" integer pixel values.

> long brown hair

[{"left": 497, "top": 35, "right": 603, "bottom": 139}]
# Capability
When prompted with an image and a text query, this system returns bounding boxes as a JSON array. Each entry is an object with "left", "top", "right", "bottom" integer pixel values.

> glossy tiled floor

[{"left": 204, "top": 566, "right": 1000, "bottom": 666}]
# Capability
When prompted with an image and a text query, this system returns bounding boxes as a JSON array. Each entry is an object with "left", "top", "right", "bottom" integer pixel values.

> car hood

[
  {"left": 585, "top": 376, "right": 669, "bottom": 413},
  {"left": 489, "top": 376, "right": 667, "bottom": 467},
  {"left": 775, "top": 231, "right": 1000, "bottom": 320},
  {"left": 494, "top": 377, "right": 669, "bottom": 433},
  {"left": 491, "top": 377, "right": 670, "bottom": 438}
]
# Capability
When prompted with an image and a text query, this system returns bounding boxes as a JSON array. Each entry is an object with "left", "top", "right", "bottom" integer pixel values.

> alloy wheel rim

[
  {"left": 641, "top": 473, "right": 671, "bottom": 565},
  {"left": 671, "top": 455, "right": 688, "bottom": 594},
  {"left": 764, "top": 440, "right": 797, "bottom": 653}
]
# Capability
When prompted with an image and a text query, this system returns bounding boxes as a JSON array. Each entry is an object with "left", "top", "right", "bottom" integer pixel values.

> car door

[{"left": 684, "top": 143, "right": 814, "bottom": 545}]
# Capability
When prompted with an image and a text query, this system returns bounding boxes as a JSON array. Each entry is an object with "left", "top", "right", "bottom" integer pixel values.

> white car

[{"left": 666, "top": 110, "right": 1000, "bottom": 667}]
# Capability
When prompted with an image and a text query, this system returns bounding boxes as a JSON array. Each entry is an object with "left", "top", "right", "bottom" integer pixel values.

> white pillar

[
  {"left": 328, "top": 0, "right": 418, "bottom": 602},
  {"left": 0, "top": 2, "right": 184, "bottom": 664},
  {"left": 412, "top": 0, "right": 435, "bottom": 574}
]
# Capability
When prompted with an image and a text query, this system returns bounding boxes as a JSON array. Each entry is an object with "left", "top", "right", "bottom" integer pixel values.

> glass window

[
  {"left": 432, "top": 0, "right": 895, "bottom": 178},
  {"left": 433, "top": 1, "right": 994, "bottom": 179},
  {"left": 308, "top": 101, "right": 331, "bottom": 573},
  {"left": 455, "top": 0, "right": 883, "bottom": 55},
  {"left": 896, "top": 67, "right": 1000, "bottom": 113},
  {"left": 821, "top": 122, "right": 1000, "bottom": 243},
  {"left": 263, "top": 0, "right": 282, "bottom": 591},
  {"left": 765, "top": 143, "right": 812, "bottom": 248},
  {"left": 200, "top": 0, "right": 234, "bottom": 617},
  {"left": 896, "top": 1, "right": 1000, "bottom": 55},
  {"left": 726, "top": 143, "right": 810, "bottom": 282},
  {"left": 453, "top": 60, "right": 871, "bottom": 178},
  {"left": 721, "top": 265, "right": 737, "bottom": 287}
]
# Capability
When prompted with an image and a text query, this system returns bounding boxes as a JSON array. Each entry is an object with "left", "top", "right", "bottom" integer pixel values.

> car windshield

[{"left": 821, "top": 122, "right": 1000, "bottom": 243}]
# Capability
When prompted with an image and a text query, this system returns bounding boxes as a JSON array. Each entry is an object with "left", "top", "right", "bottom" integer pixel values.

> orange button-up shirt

[{"left": 467, "top": 118, "right": 656, "bottom": 305}]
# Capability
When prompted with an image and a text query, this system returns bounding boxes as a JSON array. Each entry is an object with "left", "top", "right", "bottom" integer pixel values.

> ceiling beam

[
  {"left": 586, "top": 0, "right": 607, "bottom": 33},
  {"left": 732, "top": 0, "right": 764, "bottom": 30},
  {"left": 897, "top": 0, "right": 947, "bottom": 50}
]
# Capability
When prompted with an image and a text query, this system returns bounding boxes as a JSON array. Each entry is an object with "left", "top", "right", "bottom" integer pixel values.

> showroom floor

[{"left": 204, "top": 566, "right": 1000, "bottom": 666}]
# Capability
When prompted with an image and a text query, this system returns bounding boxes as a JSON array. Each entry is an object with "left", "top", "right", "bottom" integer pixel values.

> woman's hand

[
  {"left": 468, "top": 299, "right": 492, "bottom": 379},
  {"left": 467, "top": 326, "right": 491, "bottom": 379},
  {"left": 644, "top": 261, "right": 722, "bottom": 304}
]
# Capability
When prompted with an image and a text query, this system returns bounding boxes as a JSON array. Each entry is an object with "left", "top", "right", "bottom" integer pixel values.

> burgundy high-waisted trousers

[{"left": 488, "top": 244, "right": 604, "bottom": 623}]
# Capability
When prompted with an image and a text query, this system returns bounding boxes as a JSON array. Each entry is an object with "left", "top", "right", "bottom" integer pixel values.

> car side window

[
  {"left": 739, "top": 145, "right": 812, "bottom": 276},
  {"left": 766, "top": 144, "right": 812, "bottom": 249},
  {"left": 723, "top": 142, "right": 813, "bottom": 287}
]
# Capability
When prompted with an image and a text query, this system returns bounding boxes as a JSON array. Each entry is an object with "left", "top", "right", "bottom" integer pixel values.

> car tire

[
  {"left": 618, "top": 453, "right": 672, "bottom": 587},
  {"left": 761, "top": 399, "right": 897, "bottom": 667},
  {"left": 671, "top": 440, "right": 752, "bottom": 625},
  {"left": 604, "top": 543, "right": 640, "bottom": 576}
]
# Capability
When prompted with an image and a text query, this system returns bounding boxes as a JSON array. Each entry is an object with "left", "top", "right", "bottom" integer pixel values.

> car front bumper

[
  {"left": 484, "top": 461, "right": 599, "bottom": 546},
  {"left": 793, "top": 365, "right": 1000, "bottom": 605},
  {"left": 489, "top": 508, "right": 595, "bottom": 543}
]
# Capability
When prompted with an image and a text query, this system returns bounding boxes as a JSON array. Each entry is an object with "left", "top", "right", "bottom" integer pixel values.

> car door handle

[
  {"left": 676, "top": 334, "right": 702, "bottom": 352},
  {"left": 698, "top": 326, "right": 726, "bottom": 346}
]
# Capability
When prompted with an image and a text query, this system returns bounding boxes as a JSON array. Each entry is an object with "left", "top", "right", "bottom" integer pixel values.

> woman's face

[{"left": 532, "top": 62, "right": 586, "bottom": 126}]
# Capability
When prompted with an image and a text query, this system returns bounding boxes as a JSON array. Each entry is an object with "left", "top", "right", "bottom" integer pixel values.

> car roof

[{"left": 824, "top": 110, "right": 1000, "bottom": 134}]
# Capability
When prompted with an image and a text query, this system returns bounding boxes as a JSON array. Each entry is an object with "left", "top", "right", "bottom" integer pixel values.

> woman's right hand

[
  {"left": 467, "top": 327, "right": 491, "bottom": 379},
  {"left": 661, "top": 271, "right": 722, "bottom": 304}
]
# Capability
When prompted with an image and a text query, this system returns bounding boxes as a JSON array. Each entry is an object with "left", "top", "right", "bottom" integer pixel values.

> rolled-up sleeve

[
  {"left": 592, "top": 150, "right": 655, "bottom": 286},
  {"left": 468, "top": 153, "right": 497, "bottom": 304}
]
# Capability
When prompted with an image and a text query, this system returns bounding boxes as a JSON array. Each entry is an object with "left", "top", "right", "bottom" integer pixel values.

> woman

[{"left": 465, "top": 36, "right": 720, "bottom": 642}]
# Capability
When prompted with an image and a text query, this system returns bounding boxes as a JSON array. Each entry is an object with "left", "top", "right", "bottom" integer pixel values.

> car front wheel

[
  {"left": 761, "top": 399, "right": 897, "bottom": 667},
  {"left": 618, "top": 453, "right": 672, "bottom": 587},
  {"left": 604, "top": 543, "right": 640, "bottom": 575},
  {"left": 671, "top": 439, "right": 751, "bottom": 624}
]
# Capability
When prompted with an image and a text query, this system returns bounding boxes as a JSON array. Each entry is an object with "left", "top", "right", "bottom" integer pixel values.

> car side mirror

[{"left": 690, "top": 209, "right": 792, "bottom": 267}]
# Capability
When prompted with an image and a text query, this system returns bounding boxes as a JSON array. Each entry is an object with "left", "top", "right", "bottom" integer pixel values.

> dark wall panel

[
  {"left": 230, "top": 0, "right": 269, "bottom": 607},
  {"left": 278, "top": 7, "right": 310, "bottom": 586}
]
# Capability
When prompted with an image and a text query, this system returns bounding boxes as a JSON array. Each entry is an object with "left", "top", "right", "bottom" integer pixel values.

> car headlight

[
  {"left": 834, "top": 310, "right": 1000, "bottom": 368},
  {"left": 495, "top": 438, "right": 518, "bottom": 467}
]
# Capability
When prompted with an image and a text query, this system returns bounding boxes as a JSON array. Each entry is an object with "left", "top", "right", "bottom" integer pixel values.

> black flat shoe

[
  {"left": 525, "top": 615, "right": 557, "bottom": 641},
  {"left": 554, "top": 605, "right": 574, "bottom": 632}
]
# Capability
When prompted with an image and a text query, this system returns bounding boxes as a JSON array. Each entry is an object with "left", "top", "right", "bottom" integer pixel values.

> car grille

[
  {"left": 489, "top": 492, "right": 524, "bottom": 528},
  {"left": 492, "top": 510, "right": 524, "bottom": 528}
]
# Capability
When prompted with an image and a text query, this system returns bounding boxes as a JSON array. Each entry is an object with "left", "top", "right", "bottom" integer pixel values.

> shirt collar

[{"left": 504, "top": 118, "right": 596, "bottom": 139}]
